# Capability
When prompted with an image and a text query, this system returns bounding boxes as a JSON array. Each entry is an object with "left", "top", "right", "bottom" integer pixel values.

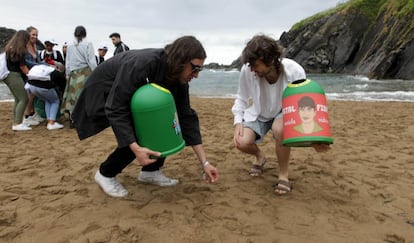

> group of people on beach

[
  {"left": 2, "top": 25, "right": 129, "bottom": 131},
  {"left": 3, "top": 27, "right": 330, "bottom": 197}
]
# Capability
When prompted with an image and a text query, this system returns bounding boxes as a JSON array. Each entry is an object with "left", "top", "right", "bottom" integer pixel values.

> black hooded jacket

[{"left": 72, "top": 48, "right": 201, "bottom": 148}]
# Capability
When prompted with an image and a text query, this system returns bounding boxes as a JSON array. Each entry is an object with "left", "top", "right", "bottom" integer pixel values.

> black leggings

[{"left": 99, "top": 146, "right": 165, "bottom": 177}]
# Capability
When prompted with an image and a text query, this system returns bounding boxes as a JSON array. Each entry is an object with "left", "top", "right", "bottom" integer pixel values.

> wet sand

[{"left": 1, "top": 98, "right": 413, "bottom": 242}]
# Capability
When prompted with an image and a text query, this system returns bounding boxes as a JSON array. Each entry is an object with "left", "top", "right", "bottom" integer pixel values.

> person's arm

[
  {"left": 86, "top": 42, "right": 98, "bottom": 71},
  {"left": 129, "top": 142, "right": 161, "bottom": 166},
  {"left": 19, "top": 64, "right": 29, "bottom": 75},
  {"left": 191, "top": 144, "right": 219, "bottom": 183},
  {"left": 106, "top": 65, "right": 148, "bottom": 148},
  {"left": 232, "top": 64, "right": 251, "bottom": 146},
  {"left": 233, "top": 123, "right": 245, "bottom": 148},
  {"left": 24, "top": 52, "right": 38, "bottom": 69},
  {"left": 174, "top": 83, "right": 202, "bottom": 144},
  {"left": 173, "top": 84, "right": 219, "bottom": 183},
  {"left": 65, "top": 47, "right": 71, "bottom": 79},
  {"left": 231, "top": 64, "right": 251, "bottom": 125},
  {"left": 105, "top": 56, "right": 162, "bottom": 166},
  {"left": 56, "top": 50, "right": 65, "bottom": 64}
]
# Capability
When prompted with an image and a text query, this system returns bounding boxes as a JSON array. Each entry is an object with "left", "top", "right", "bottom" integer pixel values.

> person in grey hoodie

[{"left": 61, "top": 25, "right": 97, "bottom": 126}]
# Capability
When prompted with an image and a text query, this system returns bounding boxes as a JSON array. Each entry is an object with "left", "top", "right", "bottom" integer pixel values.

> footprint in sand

[{"left": 182, "top": 185, "right": 211, "bottom": 194}]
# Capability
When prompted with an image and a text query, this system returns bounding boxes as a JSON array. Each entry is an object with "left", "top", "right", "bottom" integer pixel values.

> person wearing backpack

[
  {"left": 61, "top": 25, "right": 97, "bottom": 128},
  {"left": 95, "top": 44, "right": 108, "bottom": 65},
  {"left": 39, "top": 39, "right": 66, "bottom": 98},
  {"left": 40, "top": 39, "right": 65, "bottom": 68},
  {"left": 2, "top": 30, "right": 32, "bottom": 131}
]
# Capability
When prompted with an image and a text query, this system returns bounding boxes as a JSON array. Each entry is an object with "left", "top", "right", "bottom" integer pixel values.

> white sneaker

[
  {"left": 47, "top": 122, "right": 64, "bottom": 130},
  {"left": 32, "top": 113, "right": 45, "bottom": 122},
  {"left": 23, "top": 116, "right": 40, "bottom": 126},
  {"left": 94, "top": 170, "right": 128, "bottom": 198},
  {"left": 12, "top": 123, "right": 32, "bottom": 131},
  {"left": 138, "top": 170, "right": 179, "bottom": 186}
]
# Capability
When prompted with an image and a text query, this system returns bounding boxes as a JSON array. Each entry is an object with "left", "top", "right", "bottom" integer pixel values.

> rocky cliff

[
  {"left": 0, "top": 27, "right": 45, "bottom": 52},
  {"left": 3, "top": 1, "right": 413, "bottom": 80},
  {"left": 0, "top": 27, "right": 16, "bottom": 50},
  {"left": 280, "top": 0, "right": 414, "bottom": 80}
]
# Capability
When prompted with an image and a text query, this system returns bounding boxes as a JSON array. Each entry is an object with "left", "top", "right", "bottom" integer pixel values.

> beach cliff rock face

[
  {"left": 280, "top": 0, "right": 414, "bottom": 80},
  {"left": 0, "top": 27, "right": 45, "bottom": 52},
  {"left": 0, "top": 27, "right": 16, "bottom": 50}
]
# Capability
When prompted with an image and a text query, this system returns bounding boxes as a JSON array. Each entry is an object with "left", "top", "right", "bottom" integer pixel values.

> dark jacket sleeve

[
  {"left": 56, "top": 51, "right": 64, "bottom": 64},
  {"left": 105, "top": 59, "right": 158, "bottom": 148},
  {"left": 173, "top": 83, "right": 202, "bottom": 146}
]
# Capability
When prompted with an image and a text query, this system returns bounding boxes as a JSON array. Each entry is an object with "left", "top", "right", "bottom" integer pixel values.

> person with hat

[
  {"left": 109, "top": 32, "right": 129, "bottom": 55},
  {"left": 39, "top": 38, "right": 66, "bottom": 100},
  {"left": 40, "top": 39, "right": 64, "bottom": 68},
  {"left": 62, "top": 41, "right": 68, "bottom": 64},
  {"left": 95, "top": 44, "right": 108, "bottom": 65}
]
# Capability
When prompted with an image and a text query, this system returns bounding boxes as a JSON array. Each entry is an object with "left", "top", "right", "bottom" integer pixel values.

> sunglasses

[{"left": 190, "top": 62, "right": 203, "bottom": 73}]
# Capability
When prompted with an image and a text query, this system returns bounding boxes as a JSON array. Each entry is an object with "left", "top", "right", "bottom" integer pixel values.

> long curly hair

[
  {"left": 241, "top": 34, "right": 284, "bottom": 76},
  {"left": 4, "top": 30, "right": 30, "bottom": 62},
  {"left": 164, "top": 36, "right": 206, "bottom": 82}
]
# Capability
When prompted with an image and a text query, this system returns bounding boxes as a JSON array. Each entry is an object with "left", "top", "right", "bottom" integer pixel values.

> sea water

[
  {"left": 190, "top": 70, "right": 414, "bottom": 102},
  {"left": 1, "top": 69, "right": 414, "bottom": 102}
]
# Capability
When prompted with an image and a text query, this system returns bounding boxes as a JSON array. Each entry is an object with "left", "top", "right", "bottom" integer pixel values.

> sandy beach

[{"left": 0, "top": 98, "right": 413, "bottom": 242}]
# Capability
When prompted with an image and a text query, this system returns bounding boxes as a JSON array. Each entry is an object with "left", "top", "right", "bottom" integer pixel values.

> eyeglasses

[{"left": 190, "top": 62, "right": 203, "bottom": 73}]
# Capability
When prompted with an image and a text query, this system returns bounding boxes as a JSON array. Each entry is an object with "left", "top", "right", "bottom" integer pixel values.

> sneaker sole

[
  {"left": 94, "top": 174, "right": 128, "bottom": 198},
  {"left": 95, "top": 181, "right": 128, "bottom": 197}
]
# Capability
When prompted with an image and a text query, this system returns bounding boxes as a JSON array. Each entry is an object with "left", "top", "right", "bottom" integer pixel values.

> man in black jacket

[
  {"left": 109, "top": 32, "right": 129, "bottom": 55},
  {"left": 72, "top": 36, "right": 219, "bottom": 198}
]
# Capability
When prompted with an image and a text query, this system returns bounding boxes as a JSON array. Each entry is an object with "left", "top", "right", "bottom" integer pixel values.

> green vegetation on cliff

[
  {"left": 348, "top": 0, "right": 387, "bottom": 20},
  {"left": 391, "top": 0, "right": 414, "bottom": 16},
  {"left": 292, "top": 0, "right": 412, "bottom": 31},
  {"left": 282, "top": 0, "right": 414, "bottom": 79}
]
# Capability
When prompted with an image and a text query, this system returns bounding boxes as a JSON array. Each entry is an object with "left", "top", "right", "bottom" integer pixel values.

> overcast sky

[{"left": 0, "top": 0, "right": 344, "bottom": 64}]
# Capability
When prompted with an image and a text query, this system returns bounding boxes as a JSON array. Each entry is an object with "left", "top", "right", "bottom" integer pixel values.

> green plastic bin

[{"left": 131, "top": 83, "right": 185, "bottom": 157}]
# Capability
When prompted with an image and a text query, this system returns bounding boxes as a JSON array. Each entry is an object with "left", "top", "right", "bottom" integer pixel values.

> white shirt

[
  {"left": 65, "top": 39, "right": 97, "bottom": 75},
  {"left": 232, "top": 58, "right": 306, "bottom": 125}
]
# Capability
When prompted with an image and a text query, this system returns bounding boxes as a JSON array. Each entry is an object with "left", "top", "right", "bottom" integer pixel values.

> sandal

[
  {"left": 249, "top": 159, "right": 266, "bottom": 176},
  {"left": 273, "top": 180, "right": 292, "bottom": 195}
]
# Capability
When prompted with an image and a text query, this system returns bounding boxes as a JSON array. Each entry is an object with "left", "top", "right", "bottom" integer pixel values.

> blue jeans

[{"left": 25, "top": 84, "right": 60, "bottom": 121}]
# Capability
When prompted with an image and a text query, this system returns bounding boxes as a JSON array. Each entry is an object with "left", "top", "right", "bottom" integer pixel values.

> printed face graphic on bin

[{"left": 299, "top": 106, "right": 316, "bottom": 124}]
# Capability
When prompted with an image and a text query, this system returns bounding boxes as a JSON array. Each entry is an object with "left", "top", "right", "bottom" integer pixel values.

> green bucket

[
  {"left": 282, "top": 79, "right": 333, "bottom": 147},
  {"left": 131, "top": 83, "right": 185, "bottom": 157}
]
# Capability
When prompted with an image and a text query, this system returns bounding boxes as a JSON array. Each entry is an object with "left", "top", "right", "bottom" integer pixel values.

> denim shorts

[{"left": 243, "top": 111, "right": 283, "bottom": 143}]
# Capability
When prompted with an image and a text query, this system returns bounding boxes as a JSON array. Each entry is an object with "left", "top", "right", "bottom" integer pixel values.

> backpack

[
  {"left": 39, "top": 49, "right": 58, "bottom": 60},
  {"left": 0, "top": 52, "right": 10, "bottom": 80},
  {"left": 27, "top": 64, "right": 55, "bottom": 81}
]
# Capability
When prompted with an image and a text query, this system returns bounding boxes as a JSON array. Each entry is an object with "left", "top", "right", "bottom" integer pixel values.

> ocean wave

[
  {"left": 2, "top": 73, "right": 414, "bottom": 102},
  {"left": 0, "top": 99, "right": 13, "bottom": 103},
  {"left": 327, "top": 91, "right": 414, "bottom": 102}
]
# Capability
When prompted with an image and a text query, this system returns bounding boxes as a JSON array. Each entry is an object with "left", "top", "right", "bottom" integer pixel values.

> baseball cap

[
  {"left": 44, "top": 39, "right": 58, "bottom": 45},
  {"left": 98, "top": 44, "right": 108, "bottom": 50}
]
